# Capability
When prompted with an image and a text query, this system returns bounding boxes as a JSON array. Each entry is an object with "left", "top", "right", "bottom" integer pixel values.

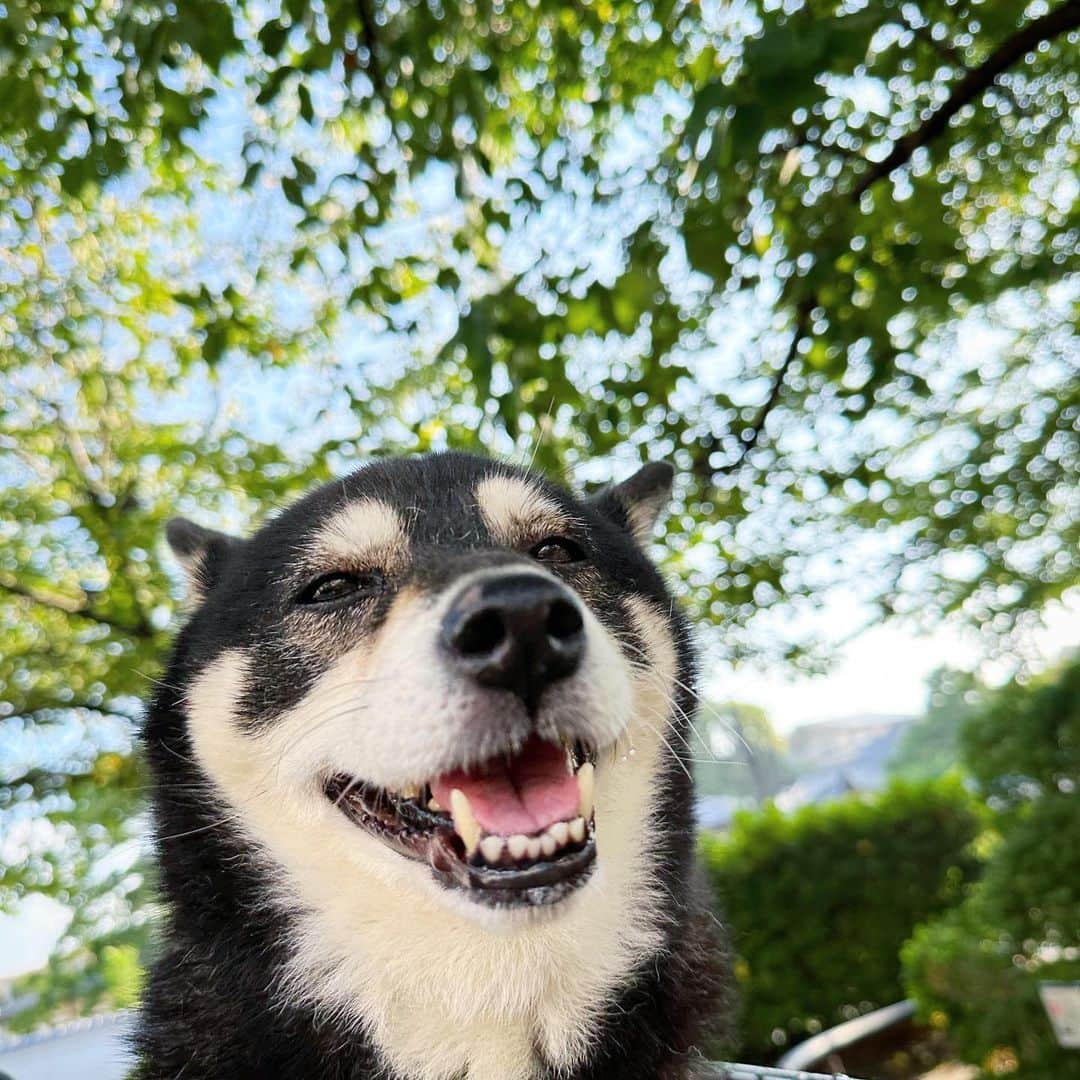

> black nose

[{"left": 442, "top": 573, "right": 586, "bottom": 712}]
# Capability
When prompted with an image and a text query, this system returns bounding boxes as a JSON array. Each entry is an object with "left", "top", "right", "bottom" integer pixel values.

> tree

[
  {"left": 903, "top": 653, "right": 1080, "bottom": 1079},
  {"left": 2, "top": 0, "right": 1076, "bottom": 657},
  {"left": 0, "top": 178, "right": 348, "bottom": 1026},
  {"left": 889, "top": 666, "right": 987, "bottom": 781},
  {"left": 1, "top": 0, "right": 1077, "bottom": 1027}
]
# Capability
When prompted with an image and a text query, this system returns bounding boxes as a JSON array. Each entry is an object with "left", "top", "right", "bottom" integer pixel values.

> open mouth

[{"left": 323, "top": 735, "right": 597, "bottom": 908}]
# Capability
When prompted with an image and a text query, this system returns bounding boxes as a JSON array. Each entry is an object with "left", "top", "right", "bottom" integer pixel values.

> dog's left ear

[
  {"left": 165, "top": 517, "right": 238, "bottom": 601},
  {"left": 589, "top": 461, "right": 675, "bottom": 545}
]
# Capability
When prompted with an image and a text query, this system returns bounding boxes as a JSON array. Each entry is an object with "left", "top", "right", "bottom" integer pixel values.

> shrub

[
  {"left": 903, "top": 871, "right": 1080, "bottom": 1080},
  {"left": 960, "top": 653, "right": 1079, "bottom": 806},
  {"left": 702, "top": 777, "right": 981, "bottom": 1059},
  {"left": 903, "top": 654, "right": 1080, "bottom": 1079}
]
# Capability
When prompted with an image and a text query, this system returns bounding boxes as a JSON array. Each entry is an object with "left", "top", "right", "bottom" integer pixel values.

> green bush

[
  {"left": 903, "top": 850, "right": 1080, "bottom": 1079},
  {"left": 960, "top": 654, "right": 1079, "bottom": 807},
  {"left": 702, "top": 778, "right": 981, "bottom": 1059},
  {"left": 903, "top": 655, "right": 1080, "bottom": 1079}
]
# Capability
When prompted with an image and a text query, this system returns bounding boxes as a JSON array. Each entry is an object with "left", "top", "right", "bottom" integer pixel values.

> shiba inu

[{"left": 135, "top": 452, "right": 730, "bottom": 1079}]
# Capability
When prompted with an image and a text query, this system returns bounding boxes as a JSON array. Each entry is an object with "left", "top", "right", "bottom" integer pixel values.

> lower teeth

[{"left": 468, "top": 815, "right": 590, "bottom": 867}]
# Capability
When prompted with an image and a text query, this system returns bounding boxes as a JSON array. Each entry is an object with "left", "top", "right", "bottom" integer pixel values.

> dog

[{"left": 135, "top": 452, "right": 730, "bottom": 1079}]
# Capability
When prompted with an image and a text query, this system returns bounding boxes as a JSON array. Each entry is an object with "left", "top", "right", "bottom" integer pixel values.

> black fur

[{"left": 135, "top": 452, "right": 732, "bottom": 1078}]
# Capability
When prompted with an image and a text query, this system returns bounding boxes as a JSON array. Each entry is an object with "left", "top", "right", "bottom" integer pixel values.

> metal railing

[
  {"left": 715, "top": 1066, "right": 859, "bottom": 1079},
  {"left": 777, "top": 999, "right": 916, "bottom": 1072}
]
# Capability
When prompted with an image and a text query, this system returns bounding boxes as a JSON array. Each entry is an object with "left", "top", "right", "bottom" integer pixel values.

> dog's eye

[
  {"left": 529, "top": 537, "right": 586, "bottom": 565},
  {"left": 297, "top": 571, "right": 384, "bottom": 605}
]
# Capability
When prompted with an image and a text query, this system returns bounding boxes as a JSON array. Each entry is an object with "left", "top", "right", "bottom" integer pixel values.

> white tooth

[
  {"left": 428, "top": 798, "right": 443, "bottom": 812},
  {"left": 526, "top": 837, "right": 542, "bottom": 860},
  {"left": 450, "top": 789, "right": 481, "bottom": 856},
  {"left": 569, "top": 816, "right": 586, "bottom": 843},
  {"left": 480, "top": 835, "right": 505, "bottom": 864},
  {"left": 399, "top": 783, "right": 420, "bottom": 800},
  {"left": 576, "top": 761, "right": 594, "bottom": 820},
  {"left": 540, "top": 832, "right": 558, "bottom": 857},
  {"left": 549, "top": 821, "right": 570, "bottom": 847},
  {"left": 507, "top": 834, "right": 530, "bottom": 860}
]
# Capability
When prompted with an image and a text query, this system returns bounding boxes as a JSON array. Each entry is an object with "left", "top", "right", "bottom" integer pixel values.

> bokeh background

[{"left": 1, "top": 1, "right": 1078, "bottom": 1076}]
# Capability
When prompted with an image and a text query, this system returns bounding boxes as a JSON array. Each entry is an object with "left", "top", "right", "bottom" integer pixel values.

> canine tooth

[
  {"left": 449, "top": 789, "right": 481, "bottom": 856},
  {"left": 576, "top": 761, "right": 594, "bottom": 820},
  {"left": 526, "top": 837, "right": 542, "bottom": 860},
  {"left": 479, "top": 835, "right": 505, "bottom": 864},
  {"left": 507, "top": 834, "right": 530, "bottom": 860},
  {"left": 540, "top": 832, "right": 558, "bottom": 857},
  {"left": 569, "top": 817, "right": 586, "bottom": 843},
  {"left": 549, "top": 821, "right": 570, "bottom": 847},
  {"left": 399, "top": 783, "right": 420, "bottom": 800}
]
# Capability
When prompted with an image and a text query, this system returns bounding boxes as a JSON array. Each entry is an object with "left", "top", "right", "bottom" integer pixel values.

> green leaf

[
  {"left": 281, "top": 175, "right": 304, "bottom": 206},
  {"left": 298, "top": 82, "right": 314, "bottom": 124}
]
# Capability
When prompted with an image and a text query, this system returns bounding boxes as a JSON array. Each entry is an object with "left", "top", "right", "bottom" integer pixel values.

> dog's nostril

[
  {"left": 546, "top": 599, "right": 583, "bottom": 642},
  {"left": 455, "top": 609, "right": 507, "bottom": 657}
]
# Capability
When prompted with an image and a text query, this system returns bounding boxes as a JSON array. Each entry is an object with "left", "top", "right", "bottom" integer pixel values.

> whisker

[
  {"left": 525, "top": 397, "right": 556, "bottom": 471},
  {"left": 618, "top": 636, "right": 753, "bottom": 761},
  {"left": 158, "top": 816, "right": 235, "bottom": 843},
  {"left": 636, "top": 713, "right": 694, "bottom": 784},
  {"left": 333, "top": 775, "right": 364, "bottom": 809}
]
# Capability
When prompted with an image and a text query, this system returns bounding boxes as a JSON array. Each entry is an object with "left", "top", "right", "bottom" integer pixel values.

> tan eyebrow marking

[
  {"left": 308, "top": 499, "right": 408, "bottom": 569},
  {"left": 475, "top": 474, "right": 573, "bottom": 546}
]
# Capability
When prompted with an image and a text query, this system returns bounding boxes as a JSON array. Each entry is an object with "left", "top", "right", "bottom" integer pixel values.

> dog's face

[{"left": 167, "top": 453, "right": 687, "bottom": 922}]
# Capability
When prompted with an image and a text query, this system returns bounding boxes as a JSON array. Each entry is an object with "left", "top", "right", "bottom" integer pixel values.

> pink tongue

[{"left": 431, "top": 736, "right": 580, "bottom": 837}]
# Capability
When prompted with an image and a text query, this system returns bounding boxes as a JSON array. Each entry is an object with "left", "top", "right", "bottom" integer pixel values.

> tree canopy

[{"left": 1, "top": 0, "right": 1077, "bottom": 1027}]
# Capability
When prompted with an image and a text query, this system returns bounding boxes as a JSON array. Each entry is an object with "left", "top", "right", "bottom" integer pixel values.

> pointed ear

[
  {"left": 165, "top": 517, "right": 237, "bottom": 600},
  {"left": 589, "top": 461, "right": 675, "bottom": 544}
]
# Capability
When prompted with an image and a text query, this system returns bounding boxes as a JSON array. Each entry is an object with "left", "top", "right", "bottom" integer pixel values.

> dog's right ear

[
  {"left": 588, "top": 461, "right": 675, "bottom": 545},
  {"left": 165, "top": 518, "right": 237, "bottom": 601}
]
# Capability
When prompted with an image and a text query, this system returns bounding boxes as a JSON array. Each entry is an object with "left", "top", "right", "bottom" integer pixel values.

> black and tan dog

[{"left": 136, "top": 452, "right": 730, "bottom": 1079}]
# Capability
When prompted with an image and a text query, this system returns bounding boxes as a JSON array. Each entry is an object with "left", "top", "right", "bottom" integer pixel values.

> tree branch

[
  {"left": 0, "top": 578, "right": 154, "bottom": 640},
  {"left": 721, "top": 300, "right": 807, "bottom": 477},
  {"left": 21, "top": 700, "right": 127, "bottom": 720},
  {"left": 0, "top": 577, "right": 85, "bottom": 615},
  {"left": 355, "top": 0, "right": 386, "bottom": 101},
  {"left": 852, "top": 0, "right": 1080, "bottom": 198},
  {"left": 699, "top": 298, "right": 812, "bottom": 481},
  {"left": 693, "top": 3, "right": 1078, "bottom": 490},
  {"left": 57, "top": 415, "right": 114, "bottom": 508},
  {"left": 0, "top": 434, "right": 55, "bottom": 482}
]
